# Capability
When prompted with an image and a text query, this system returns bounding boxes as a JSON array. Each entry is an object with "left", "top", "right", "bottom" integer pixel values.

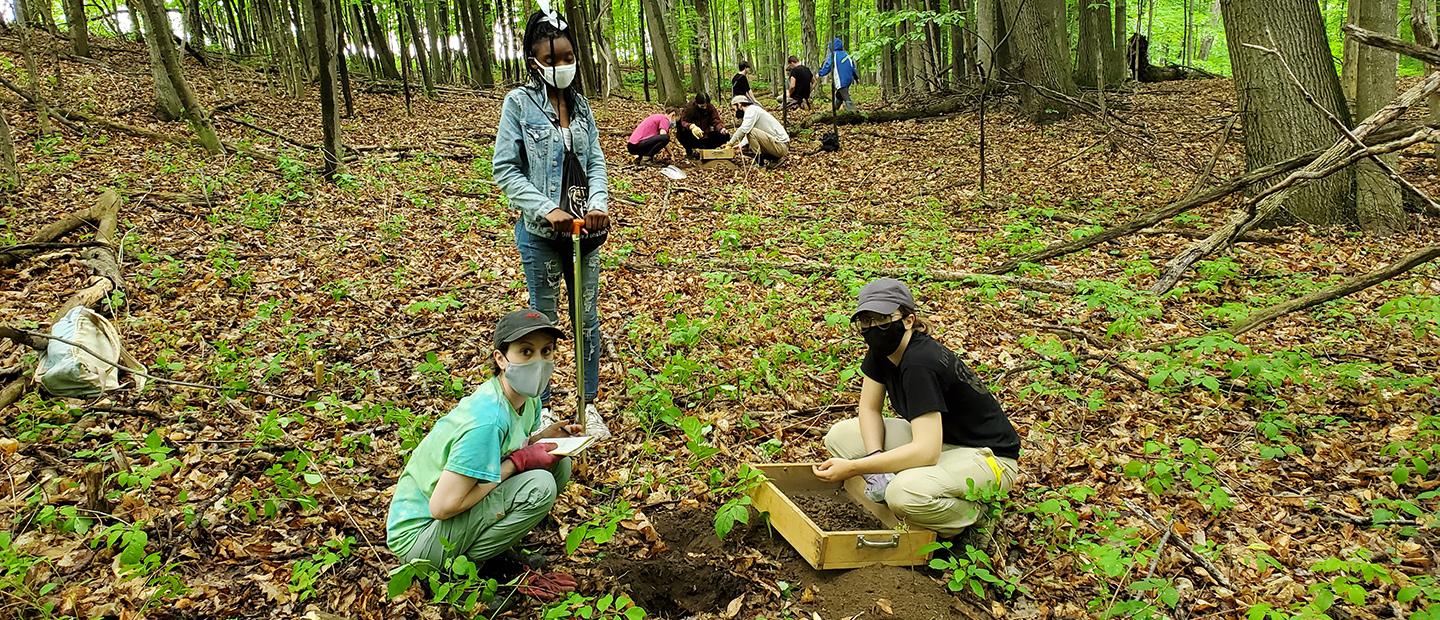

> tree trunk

[
  {"left": 332, "top": 0, "right": 353, "bottom": 115},
  {"left": 361, "top": 0, "right": 401, "bottom": 78},
  {"left": 1412, "top": 0, "right": 1440, "bottom": 166},
  {"left": 1000, "top": 0, "right": 1075, "bottom": 122},
  {"left": 134, "top": 0, "right": 225, "bottom": 154},
  {"left": 1113, "top": 0, "right": 1126, "bottom": 78},
  {"left": 1340, "top": 0, "right": 1359, "bottom": 109},
  {"left": 424, "top": 0, "right": 445, "bottom": 82},
  {"left": 0, "top": 112, "right": 18, "bottom": 191},
  {"left": 136, "top": 0, "right": 184, "bottom": 120},
  {"left": 599, "top": 0, "right": 623, "bottom": 94},
  {"left": 1102, "top": 0, "right": 1124, "bottom": 85},
  {"left": 1221, "top": 0, "right": 1354, "bottom": 226},
  {"left": 642, "top": 0, "right": 686, "bottom": 105},
  {"left": 798, "top": 0, "right": 817, "bottom": 64},
  {"left": 403, "top": 0, "right": 435, "bottom": 96},
  {"left": 1077, "top": 0, "right": 1101, "bottom": 87},
  {"left": 695, "top": 0, "right": 715, "bottom": 94},
  {"left": 565, "top": 0, "right": 598, "bottom": 96},
  {"left": 62, "top": 0, "right": 92, "bottom": 56},
  {"left": 924, "top": 0, "right": 944, "bottom": 88},
  {"left": 950, "top": 0, "right": 965, "bottom": 86},
  {"left": 1353, "top": 0, "right": 1406, "bottom": 234},
  {"left": 398, "top": 0, "right": 414, "bottom": 111},
  {"left": 975, "top": 0, "right": 1000, "bottom": 82},
  {"left": 464, "top": 0, "right": 493, "bottom": 86},
  {"left": 878, "top": 0, "right": 895, "bottom": 98},
  {"left": 185, "top": 0, "right": 206, "bottom": 46},
  {"left": 1197, "top": 0, "right": 1219, "bottom": 60},
  {"left": 15, "top": 10, "right": 51, "bottom": 136},
  {"left": 311, "top": 0, "right": 343, "bottom": 178}
]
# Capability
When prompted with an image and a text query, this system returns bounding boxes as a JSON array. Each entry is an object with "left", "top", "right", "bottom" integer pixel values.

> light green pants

[
  {"left": 398, "top": 459, "right": 572, "bottom": 566},
  {"left": 825, "top": 418, "right": 1019, "bottom": 536}
]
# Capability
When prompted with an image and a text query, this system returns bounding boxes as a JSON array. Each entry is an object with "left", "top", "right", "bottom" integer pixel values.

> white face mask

[{"left": 534, "top": 61, "right": 577, "bottom": 89}]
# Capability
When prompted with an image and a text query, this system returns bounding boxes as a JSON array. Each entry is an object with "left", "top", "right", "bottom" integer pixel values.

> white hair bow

[{"left": 536, "top": 0, "right": 568, "bottom": 30}]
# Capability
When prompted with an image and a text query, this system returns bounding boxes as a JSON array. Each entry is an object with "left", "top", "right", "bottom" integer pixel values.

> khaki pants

[
  {"left": 824, "top": 417, "right": 1019, "bottom": 536},
  {"left": 748, "top": 129, "right": 789, "bottom": 160}
]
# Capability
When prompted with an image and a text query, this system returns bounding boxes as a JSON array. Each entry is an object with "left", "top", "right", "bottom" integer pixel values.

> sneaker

[
  {"left": 582, "top": 403, "right": 611, "bottom": 439},
  {"left": 539, "top": 406, "right": 560, "bottom": 430}
]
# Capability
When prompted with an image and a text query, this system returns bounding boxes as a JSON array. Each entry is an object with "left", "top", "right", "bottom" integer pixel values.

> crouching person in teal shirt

[{"left": 387, "top": 309, "right": 582, "bottom": 598}]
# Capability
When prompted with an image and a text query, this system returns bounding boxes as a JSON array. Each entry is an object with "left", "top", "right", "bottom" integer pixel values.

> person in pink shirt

[{"left": 626, "top": 111, "right": 677, "bottom": 164}]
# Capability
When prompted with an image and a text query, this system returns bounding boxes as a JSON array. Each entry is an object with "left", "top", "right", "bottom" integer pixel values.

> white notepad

[{"left": 540, "top": 435, "right": 597, "bottom": 457}]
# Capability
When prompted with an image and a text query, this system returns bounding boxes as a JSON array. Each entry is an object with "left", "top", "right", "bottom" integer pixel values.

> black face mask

[{"left": 861, "top": 321, "right": 907, "bottom": 357}]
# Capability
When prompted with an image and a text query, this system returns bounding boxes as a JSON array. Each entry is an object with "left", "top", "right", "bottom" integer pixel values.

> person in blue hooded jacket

[
  {"left": 492, "top": 7, "right": 613, "bottom": 439},
  {"left": 817, "top": 37, "right": 859, "bottom": 113}
]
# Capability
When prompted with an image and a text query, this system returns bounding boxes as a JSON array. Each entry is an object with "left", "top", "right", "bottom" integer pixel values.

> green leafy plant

[
  {"left": 543, "top": 592, "right": 648, "bottom": 620},
  {"left": 713, "top": 464, "right": 766, "bottom": 539},
  {"left": 566, "top": 500, "right": 634, "bottom": 555}
]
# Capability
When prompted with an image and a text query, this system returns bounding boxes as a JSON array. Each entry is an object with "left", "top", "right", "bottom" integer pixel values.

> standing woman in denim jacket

[{"left": 493, "top": 7, "right": 613, "bottom": 439}]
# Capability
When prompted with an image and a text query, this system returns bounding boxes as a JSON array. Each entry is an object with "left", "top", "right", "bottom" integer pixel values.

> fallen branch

[
  {"left": 1150, "top": 73, "right": 1440, "bottom": 295},
  {"left": 0, "top": 73, "right": 277, "bottom": 162},
  {"left": 1221, "top": 245, "right": 1440, "bottom": 336},
  {"left": 987, "top": 123, "right": 1428, "bottom": 275},
  {"left": 0, "top": 241, "right": 113, "bottom": 255},
  {"left": 1124, "top": 499, "right": 1234, "bottom": 590},
  {"left": 220, "top": 116, "right": 316, "bottom": 151},
  {"left": 0, "top": 195, "right": 117, "bottom": 269}
]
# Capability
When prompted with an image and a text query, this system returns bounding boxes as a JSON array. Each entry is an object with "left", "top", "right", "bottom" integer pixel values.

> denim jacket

[{"left": 493, "top": 85, "right": 609, "bottom": 241}]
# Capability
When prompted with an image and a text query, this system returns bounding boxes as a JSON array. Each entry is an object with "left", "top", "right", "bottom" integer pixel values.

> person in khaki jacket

[
  {"left": 725, "top": 95, "right": 790, "bottom": 166},
  {"left": 813, "top": 278, "right": 1021, "bottom": 536}
]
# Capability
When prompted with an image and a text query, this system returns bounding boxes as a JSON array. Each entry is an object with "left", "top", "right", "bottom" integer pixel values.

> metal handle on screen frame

[{"left": 855, "top": 534, "right": 900, "bottom": 549}]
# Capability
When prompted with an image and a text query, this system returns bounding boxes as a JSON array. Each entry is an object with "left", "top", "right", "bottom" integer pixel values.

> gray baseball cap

[
  {"left": 493, "top": 309, "right": 566, "bottom": 349},
  {"left": 852, "top": 278, "right": 916, "bottom": 319}
]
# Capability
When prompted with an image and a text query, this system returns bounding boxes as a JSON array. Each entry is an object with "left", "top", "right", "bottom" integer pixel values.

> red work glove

[
  {"left": 518, "top": 570, "right": 577, "bottom": 600},
  {"left": 507, "top": 442, "right": 560, "bottom": 472}
]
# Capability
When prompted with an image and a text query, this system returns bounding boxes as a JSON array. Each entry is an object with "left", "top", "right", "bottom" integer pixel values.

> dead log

[
  {"left": 1222, "top": 245, "right": 1440, "bottom": 336},
  {"left": 808, "top": 96, "right": 971, "bottom": 126},
  {"left": 1150, "top": 73, "right": 1440, "bottom": 295},
  {"left": 986, "top": 123, "right": 1430, "bottom": 275},
  {"left": 0, "top": 111, "right": 17, "bottom": 190}
]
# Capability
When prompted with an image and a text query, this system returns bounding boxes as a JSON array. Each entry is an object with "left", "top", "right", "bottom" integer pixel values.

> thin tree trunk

[
  {"left": 642, "top": 0, "right": 685, "bottom": 105},
  {"left": 976, "top": 0, "right": 998, "bottom": 83},
  {"left": 403, "top": 0, "right": 435, "bottom": 96},
  {"left": 695, "top": 0, "right": 715, "bottom": 95},
  {"left": 423, "top": 0, "right": 444, "bottom": 82},
  {"left": 0, "top": 112, "right": 18, "bottom": 191},
  {"left": 185, "top": 0, "right": 205, "bottom": 45},
  {"left": 138, "top": 0, "right": 184, "bottom": 119},
  {"left": 398, "top": 0, "right": 414, "bottom": 111},
  {"left": 135, "top": 0, "right": 225, "bottom": 154},
  {"left": 1341, "top": 0, "right": 1359, "bottom": 109},
  {"left": 641, "top": 0, "right": 651, "bottom": 101},
  {"left": 798, "top": 0, "right": 817, "bottom": 64},
  {"left": 1353, "top": 0, "right": 1406, "bottom": 234},
  {"left": 950, "top": 0, "right": 965, "bottom": 88},
  {"left": 361, "top": 0, "right": 400, "bottom": 78},
  {"left": 312, "top": 0, "right": 343, "bottom": 178},
  {"left": 565, "top": 0, "right": 599, "bottom": 95},
  {"left": 1412, "top": 0, "right": 1440, "bottom": 166},
  {"left": 332, "top": 0, "right": 353, "bottom": 115},
  {"left": 63, "top": 0, "right": 92, "bottom": 56},
  {"left": 16, "top": 13, "right": 52, "bottom": 136}
]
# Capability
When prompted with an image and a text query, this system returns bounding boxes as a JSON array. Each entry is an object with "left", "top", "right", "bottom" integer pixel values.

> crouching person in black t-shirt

[{"left": 813, "top": 278, "right": 1021, "bottom": 536}]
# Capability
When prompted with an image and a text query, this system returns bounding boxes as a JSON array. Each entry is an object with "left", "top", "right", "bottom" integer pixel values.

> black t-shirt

[
  {"left": 789, "top": 65, "right": 814, "bottom": 98},
  {"left": 860, "top": 331, "right": 1020, "bottom": 460},
  {"left": 732, "top": 72, "right": 751, "bottom": 97}
]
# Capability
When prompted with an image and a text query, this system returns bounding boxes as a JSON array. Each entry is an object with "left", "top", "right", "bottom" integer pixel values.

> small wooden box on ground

[
  {"left": 746, "top": 462, "right": 936, "bottom": 570},
  {"left": 698, "top": 147, "right": 735, "bottom": 160}
]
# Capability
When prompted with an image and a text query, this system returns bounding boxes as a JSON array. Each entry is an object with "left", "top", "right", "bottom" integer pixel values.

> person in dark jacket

[
  {"left": 676, "top": 93, "right": 730, "bottom": 157},
  {"left": 817, "top": 38, "right": 859, "bottom": 113}
]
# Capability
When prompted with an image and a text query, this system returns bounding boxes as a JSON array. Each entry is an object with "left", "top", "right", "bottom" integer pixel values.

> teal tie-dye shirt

[{"left": 385, "top": 377, "right": 539, "bottom": 554}]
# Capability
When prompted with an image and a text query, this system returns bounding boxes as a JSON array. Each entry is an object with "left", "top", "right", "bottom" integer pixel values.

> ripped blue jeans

[{"left": 515, "top": 220, "right": 601, "bottom": 401}]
